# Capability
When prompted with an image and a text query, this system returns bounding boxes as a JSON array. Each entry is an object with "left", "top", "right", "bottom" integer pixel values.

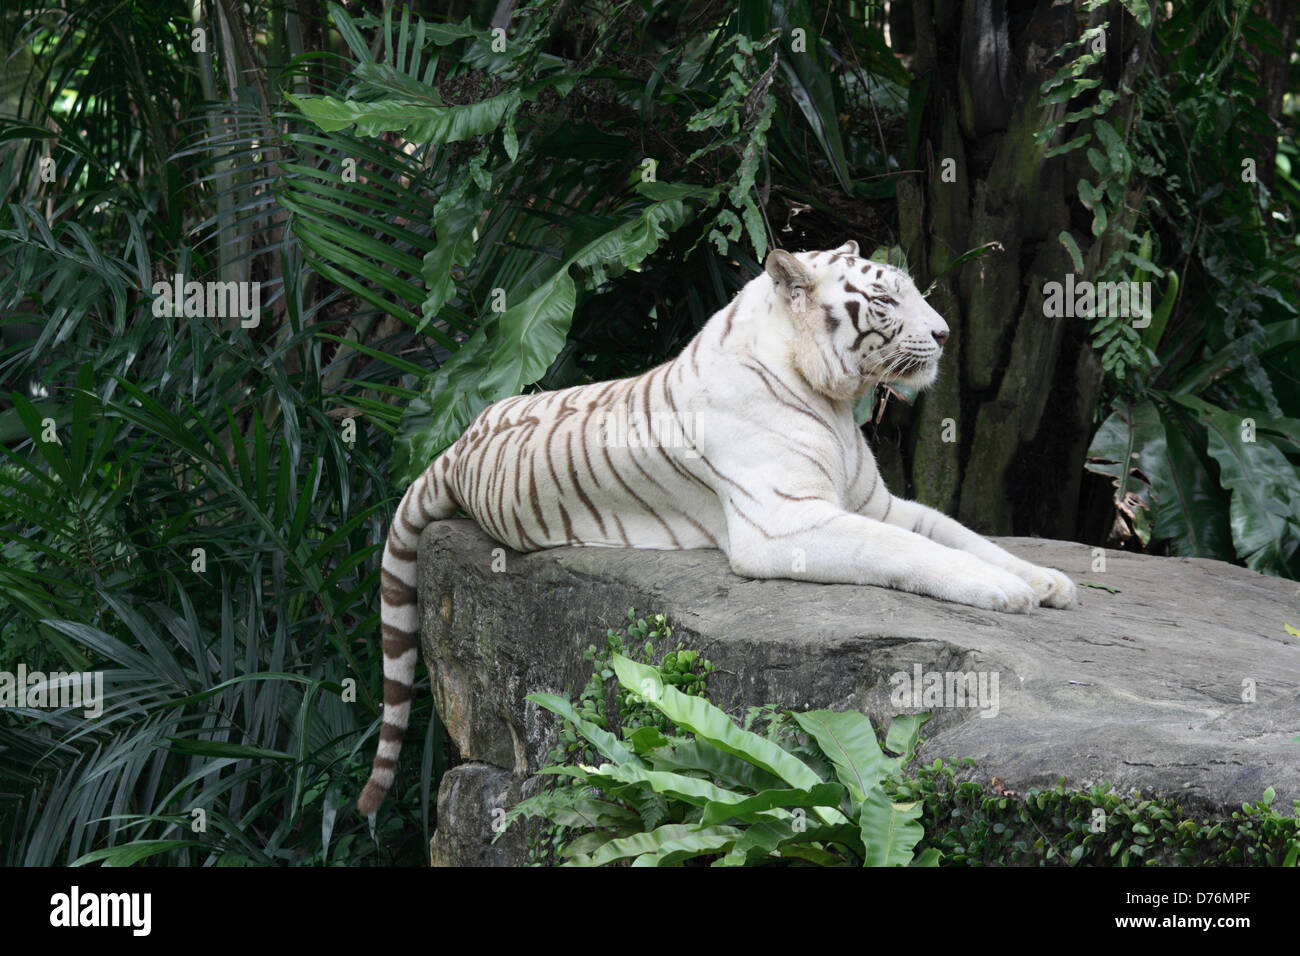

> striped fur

[{"left": 357, "top": 241, "right": 1077, "bottom": 815}]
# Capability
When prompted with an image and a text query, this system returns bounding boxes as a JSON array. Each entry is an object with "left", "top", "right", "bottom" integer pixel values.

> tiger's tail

[{"left": 358, "top": 456, "right": 458, "bottom": 815}]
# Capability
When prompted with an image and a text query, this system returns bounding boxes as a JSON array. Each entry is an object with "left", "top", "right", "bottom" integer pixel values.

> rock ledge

[{"left": 417, "top": 519, "right": 1300, "bottom": 865}]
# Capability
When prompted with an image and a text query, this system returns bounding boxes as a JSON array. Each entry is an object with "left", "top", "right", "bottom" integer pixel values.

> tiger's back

[{"left": 443, "top": 365, "right": 726, "bottom": 553}]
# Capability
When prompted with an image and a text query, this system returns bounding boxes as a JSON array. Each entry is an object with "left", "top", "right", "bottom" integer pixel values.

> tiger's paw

[
  {"left": 939, "top": 562, "right": 1038, "bottom": 614},
  {"left": 1012, "top": 563, "right": 1077, "bottom": 608}
]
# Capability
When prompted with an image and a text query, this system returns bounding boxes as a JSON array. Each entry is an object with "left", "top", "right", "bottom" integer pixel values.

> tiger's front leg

[
  {"left": 866, "top": 492, "right": 1077, "bottom": 609},
  {"left": 721, "top": 498, "right": 1040, "bottom": 613}
]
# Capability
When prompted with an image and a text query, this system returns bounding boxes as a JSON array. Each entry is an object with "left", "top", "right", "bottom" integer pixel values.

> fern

[
  {"left": 1035, "top": 2, "right": 1164, "bottom": 390},
  {"left": 685, "top": 29, "right": 782, "bottom": 258}
]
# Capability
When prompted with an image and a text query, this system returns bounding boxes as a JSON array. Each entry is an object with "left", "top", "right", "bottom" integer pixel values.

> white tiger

[{"left": 358, "top": 240, "right": 1077, "bottom": 814}]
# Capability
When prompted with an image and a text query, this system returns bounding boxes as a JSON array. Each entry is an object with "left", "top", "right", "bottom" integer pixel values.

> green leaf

[
  {"left": 610, "top": 655, "right": 830, "bottom": 802},
  {"left": 1118, "top": 0, "right": 1152, "bottom": 30},
  {"left": 1058, "top": 231, "right": 1086, "bottom": 273},
  {"left": 1148, "top": 403, "right": 1233, "bottom": 557},
  {"left": 559, "top": 831, "right": 620, "bottom": 859},
  {"left": 626, "top": 725, "right": 672, "bottom": 755},
  {"left": 1078, "top": 580, "right": 1120, "bottom": 593},
  {"left": 166, "top": 740, "right": 296, "bottom": 761},
  {"left": 700, "top": 783, "right": 846, "bottom": 826},
  {"left": 288, "top": 90, "right": 521, "bottom": 144},
  {"left": 648, "top": 739, "right": 786, "bottom": 794},
  {"left": 1176, "top": 319, "right": 1300, "bottom": 396},
  {"left": 326, "top": 1, "right": 375, "bottom": 61},
  {"left": 791, "top": 709, "right": 885, "bottom": 804},
  {"left": 1044, "top": 131, "right": 1095, "bottom": 158},
  {"left": 394, "top": 189, "right": 698, "bottom": 483},
  {"left": 1094, "top": 119, "right": 1127, "bottom": 175},
  {"left": 1085, "top": 398, "right": 1161, "bottom": 508},
  {"left": 527, "top": 692, "right": 642, "bottom": 767},
  {"left": 853, "top": 390, "right": 875, "bottom": 426},
  {"left": 505, "top": 788, "right": 640, "bottom": 833},
  {"left": 780, "top": 59, "right": 850, "bottom": 191},
  {"left": 420, "top": 200, "right": 481, "bottom": 324},
  {"left": 392, "top": 267, "right": 576, "bottom": 483},
  {"left": 883, "top": 713, "right": 928, "bottom": 764},
  {"left": 72, "top": 840, "right": 201, "bottom": 867},
  {"left": 1087, "top": 398, "right": 1234, "bottom": 558},
  {"left": 566, "top": 823, "right": 740, "bottom": 867},
  {"left": 858, "top": 789, "right": 924, "bottom": 866},
  {"left": 599, "top": 762, "right": 745, "bottom": 807},
  {"left": 1199, "top": 408, "right": 1300, "bottom": 574},
  {"left": 1091, "top": 202, "right": 1108, "bottom": 237},
  {"left": 1140, "top": 270, "right": 1178, "bottom": 351},
  {"left": 569, "top": 186, "right": 696, "bottom": 287},
  {"left": 932, "top": 241, "right": 1006, "bottom": 280}
]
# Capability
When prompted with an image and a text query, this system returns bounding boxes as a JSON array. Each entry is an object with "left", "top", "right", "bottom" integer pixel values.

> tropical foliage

[
  {"left": 1071, "top": 2, "right": 1300, "bottom": 576},
  {"left": 904, "top": 760, "right": 1300, "bottom": 867},
  {"left": 507, "top": 618, "right": 1299, "bottom": 867},
  {"left": 0, "top": 0, "right": 442, "bottom": 866},
  {"left": 0, "top": 0, "right": 1295, "bottom": 869},
  {"left": 504, "top": 643, "right": 934, "bottom": 866}
]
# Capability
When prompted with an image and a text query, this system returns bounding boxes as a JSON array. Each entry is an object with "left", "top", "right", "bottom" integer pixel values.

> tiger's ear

[
  {"left": 838, "top": 240, "right": 859, "bottom": 256},
  {"left": 765, "top": 249, "right": 814, "bottom": 303}
]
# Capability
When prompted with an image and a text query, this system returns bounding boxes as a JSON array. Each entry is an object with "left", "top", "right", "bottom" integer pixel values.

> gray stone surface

[
  {"left": 427, "top": 763, "right": 536, "bottom": 867},
  {"left": 419, "top": 519, "right": 1300, "bottom": 865}
]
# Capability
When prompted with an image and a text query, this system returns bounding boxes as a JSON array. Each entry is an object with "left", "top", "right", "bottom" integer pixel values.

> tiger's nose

[{"left": 932, "top": 330, "right": 949, "bottom": 348}]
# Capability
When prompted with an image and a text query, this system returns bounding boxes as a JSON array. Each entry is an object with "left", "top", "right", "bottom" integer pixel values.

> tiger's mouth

[{"left": 861, "top": 353, "right": 940, "bottom": 388}]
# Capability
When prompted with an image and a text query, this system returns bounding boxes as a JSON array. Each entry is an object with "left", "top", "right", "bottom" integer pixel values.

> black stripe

[
  {"left": 600, "top": 443, "right": 681, "bottom": 547},
  {"left": 611, "top": 513, "right": 630, "bottom": 547},
  {"left": 740, "top": 359, "right": 843, "bottom": 451},
  {"left": 719, "top": 299, "right": 740, "bottom": 343},
  {"left": 527, "top": 452, "right": 551, "bottom": 538},
  {"left": 695, "top": 451, "right": 761, "bottom": 504},
  {"left": 566, "top": 429, "right": 608, "bottom": 536}
]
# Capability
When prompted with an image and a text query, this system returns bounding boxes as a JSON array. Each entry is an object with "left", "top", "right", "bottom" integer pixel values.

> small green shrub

[
  {"left": 549, "top": 610, "right": 715, "bottom": 772},
  {"left": 896, "top": 758, "right": 1300, "bottom": 867},
  {"left": 504, "top": 612, "right": 934, "bottom": 867}
]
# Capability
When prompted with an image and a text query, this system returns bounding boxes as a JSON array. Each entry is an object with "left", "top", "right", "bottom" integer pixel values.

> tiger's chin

[
  {"left": 894, "top": 360, "right": 941, "bottom": 390},
  {"left": 863, "top": 356, "right": 941, "bottom": 392}
]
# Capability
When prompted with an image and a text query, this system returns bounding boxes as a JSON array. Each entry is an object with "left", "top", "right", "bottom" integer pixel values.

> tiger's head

[{"left": 765, "top": 241, "right": 949, "bottom": 401}]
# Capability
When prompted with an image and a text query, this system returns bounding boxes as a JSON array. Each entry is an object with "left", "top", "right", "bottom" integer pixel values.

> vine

[{"left": 1034, "top": 0, "right": 1171, "bottom": 392}]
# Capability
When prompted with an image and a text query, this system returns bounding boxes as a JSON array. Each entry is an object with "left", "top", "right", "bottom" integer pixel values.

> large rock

[{"left": 418, "top": 519, "right": 1300, "bottom": 865}]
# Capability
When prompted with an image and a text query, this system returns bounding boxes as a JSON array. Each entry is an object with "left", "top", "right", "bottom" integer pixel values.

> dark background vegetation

[{"left": 0, "top": 0, "right": 1296, "bottom": 865}]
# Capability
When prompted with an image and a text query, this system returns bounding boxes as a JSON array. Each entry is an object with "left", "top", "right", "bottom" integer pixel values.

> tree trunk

[{"left": 888, "top": 0, "right": 1153, "bottom": 538}]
